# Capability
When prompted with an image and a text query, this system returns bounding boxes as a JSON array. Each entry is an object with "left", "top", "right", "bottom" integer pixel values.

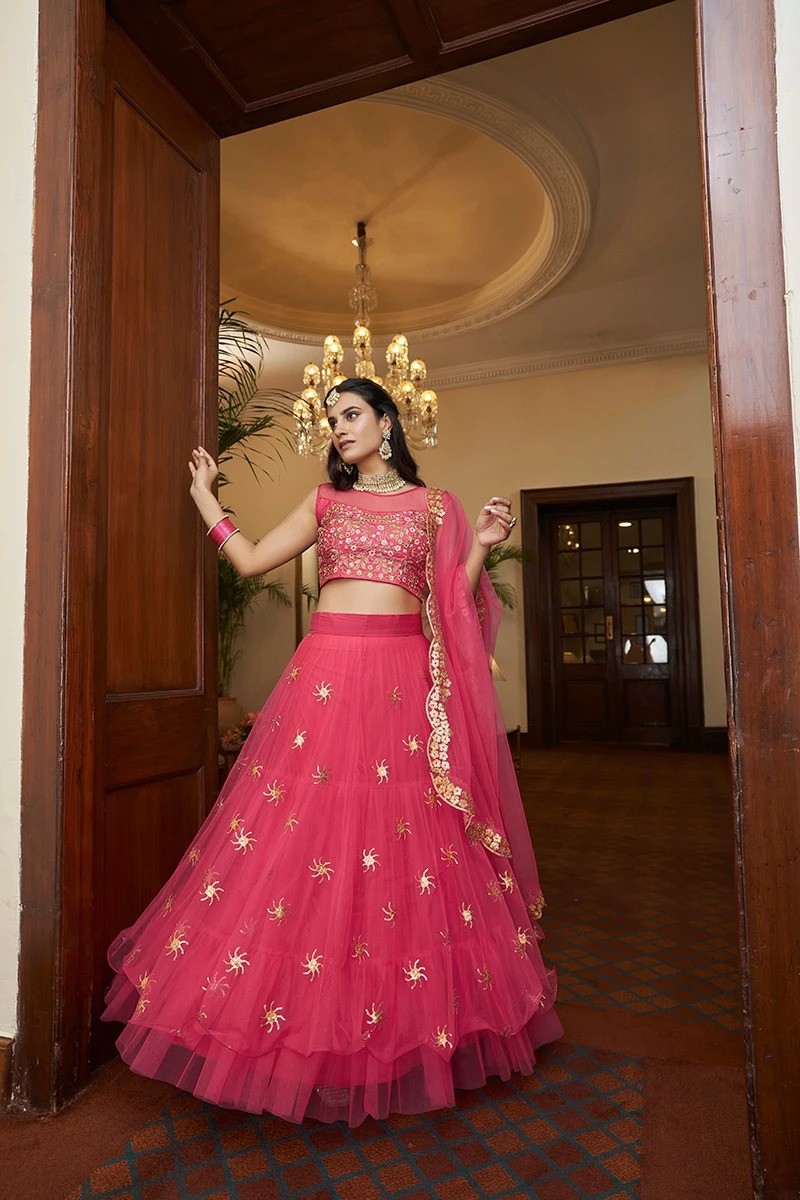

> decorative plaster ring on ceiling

[{"left": 246, "top": 78, "right": 592, "bottom": 346}]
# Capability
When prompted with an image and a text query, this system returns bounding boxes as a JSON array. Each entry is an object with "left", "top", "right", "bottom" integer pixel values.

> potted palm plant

[{"left": 216, "top": 304, "right": 295, "bottom": 736}]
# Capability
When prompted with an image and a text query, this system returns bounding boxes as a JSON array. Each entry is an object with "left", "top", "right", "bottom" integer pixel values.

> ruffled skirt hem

[{"left": 104, "top": 974, "right": 564, "bottom": 1125}]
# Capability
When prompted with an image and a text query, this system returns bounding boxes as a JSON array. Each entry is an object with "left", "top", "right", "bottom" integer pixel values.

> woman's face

[{"left": 327, "top": 392, "right": 389, "bottom": 468}]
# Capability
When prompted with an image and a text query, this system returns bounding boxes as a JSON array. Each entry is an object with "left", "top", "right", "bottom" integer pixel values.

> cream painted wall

[
  {"left": 228, "top": 354, "right": 727, "bottom": 731},
  {"left": 776, "top": 0, "right": 800, "bottom": 508},
  {"left": 0, "top": 0, "right": 38, "bottom": 1040}
]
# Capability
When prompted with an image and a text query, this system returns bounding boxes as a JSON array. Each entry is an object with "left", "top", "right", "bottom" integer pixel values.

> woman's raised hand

[
  {"left": 475, "top": 495, "right": 516, "bottom": 548},
  {"left": 189, "top": 445, "right": 219, "bottom": 496}
]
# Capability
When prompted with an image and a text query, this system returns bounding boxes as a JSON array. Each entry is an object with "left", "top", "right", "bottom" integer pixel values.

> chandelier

[{"left": 293, "top": 221, "right": 438, "bottom": 457}]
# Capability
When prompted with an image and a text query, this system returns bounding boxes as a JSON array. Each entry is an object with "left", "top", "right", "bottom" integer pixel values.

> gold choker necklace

[{"left": 353, "top": 468, "right": 409, "bottom": 494}]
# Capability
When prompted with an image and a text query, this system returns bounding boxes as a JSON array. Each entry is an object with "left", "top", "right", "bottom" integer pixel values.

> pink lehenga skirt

[{"left": 103, "top": 611, "right": 562, "bottom": 1125}]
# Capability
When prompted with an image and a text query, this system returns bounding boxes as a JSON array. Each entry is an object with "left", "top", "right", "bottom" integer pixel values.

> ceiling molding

[
  {"left": 428, "top": 332, "right": 709, "bottom": 390},
  {"left": 230, "top": 77, "right": 592, "bottom": 345}
]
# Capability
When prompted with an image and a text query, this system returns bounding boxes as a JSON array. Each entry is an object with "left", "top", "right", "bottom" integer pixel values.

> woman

[{"left": 102, "top": 379, "right": 562, "bottom": 1125}]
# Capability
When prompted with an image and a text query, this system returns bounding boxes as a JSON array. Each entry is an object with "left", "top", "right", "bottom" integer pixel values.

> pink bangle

[{"left": 207, "top": 516, "right": 239, "bottom": 549}]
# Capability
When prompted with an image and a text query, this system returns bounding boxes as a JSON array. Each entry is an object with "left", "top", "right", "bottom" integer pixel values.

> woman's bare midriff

[{"left": 316, "top": 578, "right": 423, "bottom": 615}]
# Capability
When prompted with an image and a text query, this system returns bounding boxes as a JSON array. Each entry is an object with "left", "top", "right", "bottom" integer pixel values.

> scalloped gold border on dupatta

[{"left": 424, "top": 488, "right": 512, "bottom": 858}]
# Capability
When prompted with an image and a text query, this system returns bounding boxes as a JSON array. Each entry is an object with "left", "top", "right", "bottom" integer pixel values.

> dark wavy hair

[{"left": 323, "top": 378, "right": 425, "bottom": 491}]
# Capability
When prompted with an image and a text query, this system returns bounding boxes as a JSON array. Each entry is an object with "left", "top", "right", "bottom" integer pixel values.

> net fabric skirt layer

[{"left": 103, "top": 611, "right": 563, "bottom": 1125}]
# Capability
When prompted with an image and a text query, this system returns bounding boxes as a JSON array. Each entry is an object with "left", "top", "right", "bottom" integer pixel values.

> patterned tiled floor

[
  {"left": 520, "top": 748, "right": 742, "bottom": 1029},
  {"left": 68, "top": 1042, "right": 642, "bottom": 1200}
]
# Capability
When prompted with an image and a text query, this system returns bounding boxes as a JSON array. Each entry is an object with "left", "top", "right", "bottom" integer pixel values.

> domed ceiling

[{"left": 220, "top": 0, "right": 707, "bottom": 390}]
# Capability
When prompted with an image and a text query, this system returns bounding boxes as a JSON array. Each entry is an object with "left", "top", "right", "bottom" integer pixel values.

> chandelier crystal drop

[{"left": 293, "top": 221, "right": 438, "bottom": 457}]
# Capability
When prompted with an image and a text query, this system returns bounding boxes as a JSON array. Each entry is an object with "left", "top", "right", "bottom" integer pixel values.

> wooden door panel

[
  {"left": 105, "top": 696, "right": 207, "bottom": 789},
  {"left": 91, "top": 22, "right": 220, "bottom": 1067},
  {"left": 102, "top": 775, "right": 205, "bottom": 957},
  {"left": 561, "top": 678, "right": 612, "bottom": 739},
  {"left": 106, "top": 90, "right": 207, "bottom": 695}
]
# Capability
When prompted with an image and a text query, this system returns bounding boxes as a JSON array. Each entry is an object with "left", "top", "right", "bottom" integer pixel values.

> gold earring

[{"left": 379, "top": 427, "right": 392, "bottom": 461}]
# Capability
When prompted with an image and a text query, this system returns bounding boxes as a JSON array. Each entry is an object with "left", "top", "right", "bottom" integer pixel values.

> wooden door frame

[
  {"left": 11, "top": 0, "right": 799, "bottom": 1194},
  {"left": 521, "top": 477, "right": 703, "bottom": 747}
]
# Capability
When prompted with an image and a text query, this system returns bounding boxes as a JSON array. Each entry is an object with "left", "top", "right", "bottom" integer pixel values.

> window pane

[
  {"left": 580, "top": 522, "right": 601, "bottom": 549},
  {"left": 586, "top": 641, "right": 607, "bottom": 664},
  {"left": 560, "top": 580, "right": 581, "bottom": 607},
  {"left": 620, "top": 578, "right": 642, "bottom": 604},
  {"left": 581, "top": 549, "right": 602, "bottom": 577},
  {"left": 617, "top": 520, "right": 639, "bottom": 548},
  {"left": 642, "top": 546, "right": 665, "bottom": 572},
  {"left": 621, "top": 606, "right": 641, "bottom": 635},
  {"left": 557, "top": 524, "right": 580, "bottom": 551},
  {"left": 583, "top": 580, "right": 604, "bottom": 606},
  {"left": 641, "top": 518, "right": 664, "bottom": 546},
  {"left": 561, "top": 611, "right": 581, "bottom": 636},
  {"left": 562, "top": 637, "right": 584, "bottom": 664},
  {"left": 582, "top": 608, "right": 606, "bottom": 639},
  {"left": 559, "top": 551, "right": 579, "bottom": 579},
  {"left": 619, "top": 548, "right": 641, "bottom": 576},
  {"left": 622, "top": 636, "right": 646, "bottom": 664}
]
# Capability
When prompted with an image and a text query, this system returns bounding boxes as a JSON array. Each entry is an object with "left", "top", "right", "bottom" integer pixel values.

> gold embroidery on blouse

[
  {"left": 382, "top": 902, "right": 397, "bottom": 924},
  {"left": 312, "top": 765, "right": 330, "bottom": 785},
  {"left": 527, "top": 891, "right": 546, "bottom": 920},
  {"left": 403, "top": 959, "right": 428, "bottom": 988},
  {"left": 317, "top": 503, "right": 429, "bottom": 598},
  {"left": 313, "top": 680, "right": 333, "bottom": 705},
  {"left": 487, "top": 879, "right": 502, "bottom": 901},
  {"left": 291, "top": 729, "right": 307, "bottom": 750},
  {"left": 459, "top": 902, "right": 474, "bottom": 928},
  {"left": 361, "top": 847, "right": 380, "bottom": 871},
  {"left": 499, "top": 870, "right": 515, "bottom": 893},
  {"left": 387, "top": 686, "right": 402, "bottom": 706},
  {"left": 187, "top": 847, "right": 200, "bottom": 866},
  {"left": 432, "top": 1025, "right": 453, "bottom": 1049},
  {"left": 261, "top": 1002, "right": 286, "bottom": 1032},
  {"left": 227, "top": 813, "right": 243, "bottom": 833},
  {"left": 373, "top": 759, "right": 390, "bottom": 784},
  {"left": 160, "top": 893, "right": 174, "bottom": 915},
  {"left": 423, "top": 487, "right": 511, "bottom": 858},
  {"left": 283, "top": 811, "right": 299, "bottom": 833},
  {"left": 248, "top": 761, "right": 263, "bottom": 779},
  {"left": 403, "top": 733, "right": 423, "bottom": 754},
  {"left": 423, "top": 787, "right": 442, "bottom": 808},
  {"left": 288, "top": 666, "right": 301, "bottom": 682},
  {"left": 395, "top": 818, "right": 411, "bottom": 839}
]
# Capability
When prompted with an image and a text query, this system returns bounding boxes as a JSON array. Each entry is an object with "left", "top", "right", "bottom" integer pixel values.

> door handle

[{"left": 605, "top": 614, "right": 614, "bottom": 640}]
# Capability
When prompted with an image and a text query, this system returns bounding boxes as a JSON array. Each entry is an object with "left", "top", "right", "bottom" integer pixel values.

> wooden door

[
  {"left": 89, "top": 23, "right": 220, "bottom": 1064},
  {"left": 549, "top": 505, "right": 681, "bottom": 744}
]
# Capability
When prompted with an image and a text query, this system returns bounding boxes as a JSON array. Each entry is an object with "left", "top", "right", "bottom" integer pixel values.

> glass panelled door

[{"left": 550, "top": 506, "right": 680, "bottom": 743}]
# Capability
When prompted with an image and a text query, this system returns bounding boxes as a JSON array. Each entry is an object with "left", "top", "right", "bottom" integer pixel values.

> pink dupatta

[{"left": 424, "top": 487, "right": 545, "bottom": 924}]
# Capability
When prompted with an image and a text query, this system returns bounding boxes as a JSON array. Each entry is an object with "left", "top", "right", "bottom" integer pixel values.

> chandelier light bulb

[{"left": 294, "top": 222, "right": 439, "bottom": 455}]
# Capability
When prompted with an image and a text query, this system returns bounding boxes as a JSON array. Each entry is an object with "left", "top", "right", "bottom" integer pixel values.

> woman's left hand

[{"left": 475, "top": 496, "right": 517, "bottom": 548}]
